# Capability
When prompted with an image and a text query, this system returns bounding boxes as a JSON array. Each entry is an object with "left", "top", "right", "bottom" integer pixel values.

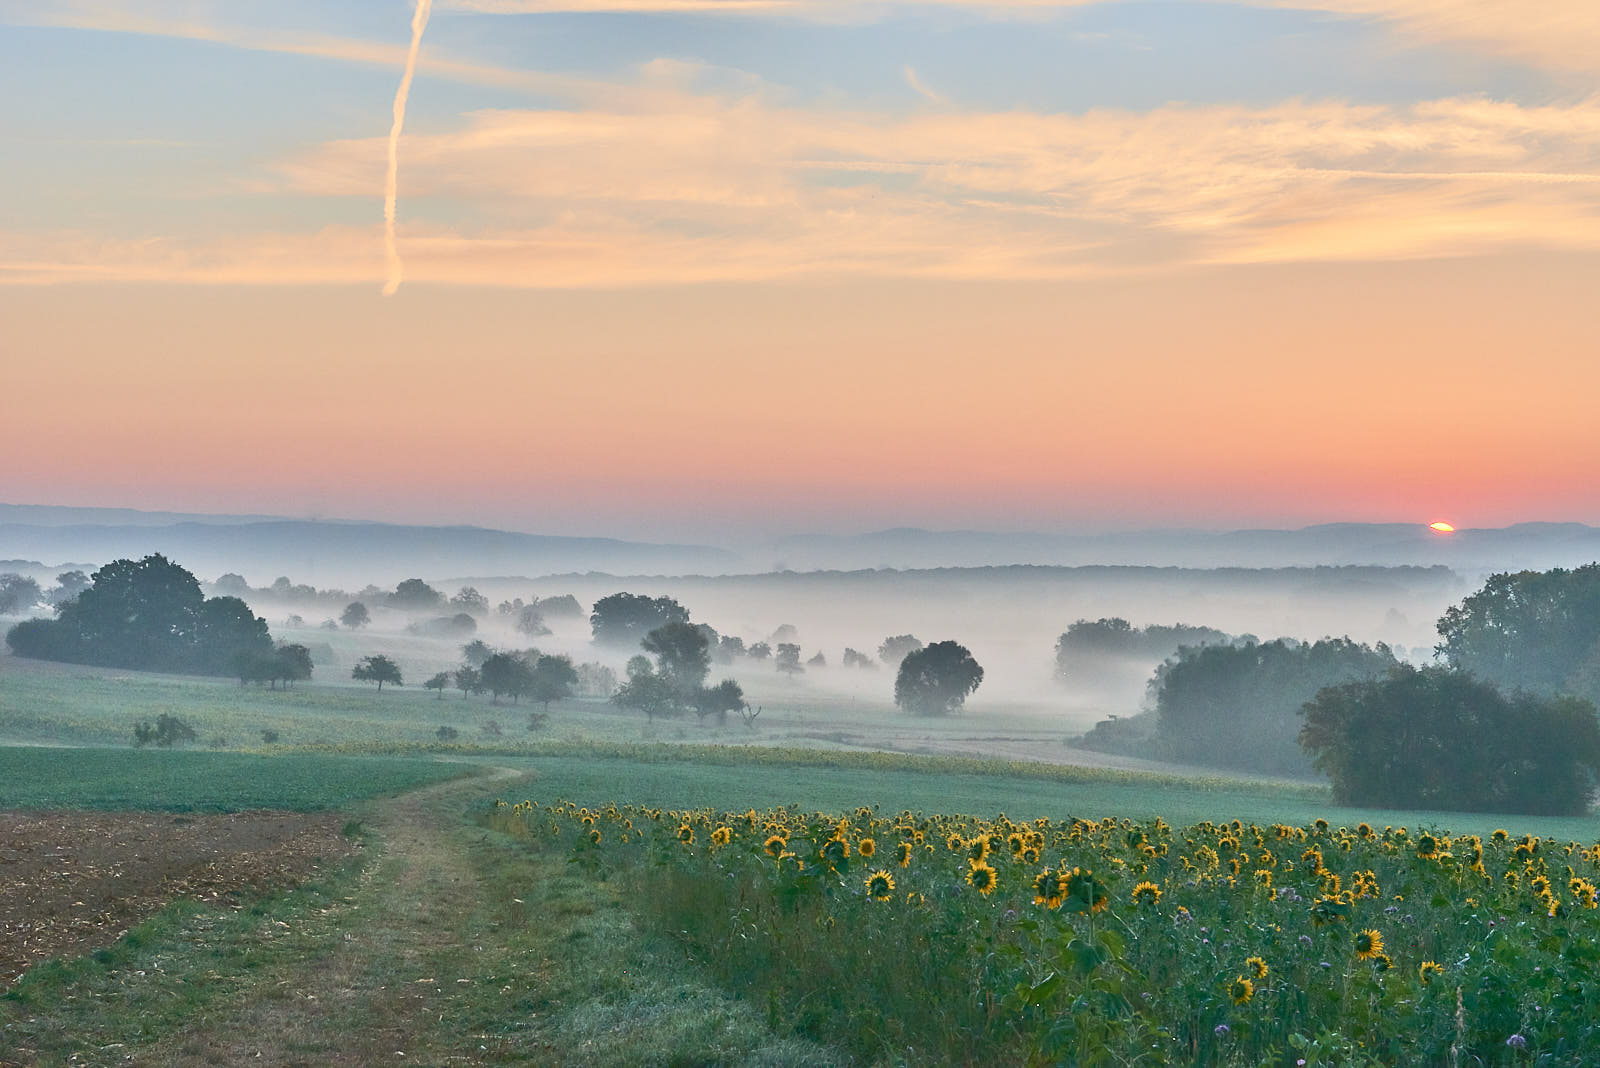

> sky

[{"left": 1, "top": 0, "right": 1597, "bottom": 542}]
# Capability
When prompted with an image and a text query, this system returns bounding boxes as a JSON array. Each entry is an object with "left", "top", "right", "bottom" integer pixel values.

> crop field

[
  {"left": 0, "top": 746, "right": 472, "bottom": 811},
  {"left": 490, "top": 798, "right": 1600, "bottom": 1065}
]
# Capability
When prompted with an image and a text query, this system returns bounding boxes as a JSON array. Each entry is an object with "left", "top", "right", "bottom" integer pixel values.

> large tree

[
  {"left": 641, "top": 620, "right": 711, "bottom": 695},
  {"left": 389, "top": 579, "right": 443, "bottom": 611},
  {"left": 590, "top": 592, "right": 689, "bottom": 647},
  {"left": 0, "top": 573, "right": 43, "bottom": 615},
  {"left": 894, "top": 640, "right": 984, "bottom": 716},
  {"left": 6, "top": 554, "right": 272, "bottom": 676},
  {"left": 340, "top": 601, "right": 371, "bottom": 629},
  {"left": 479, "top": 652, "right": 535, "bottom": 703},
  {"left": 1151, "top": 637, "right": 1395, "bottom": 775},
  {"left": 1301, "top": 665, "right": 1600, "bottom": 815},
  {"left": 1437, "top": 564, "right": 1600, "bottom": 704}
]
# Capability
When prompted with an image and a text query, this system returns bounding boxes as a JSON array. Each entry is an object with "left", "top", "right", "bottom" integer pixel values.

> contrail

[{"left": 383, "top": 0, "right": 432, "bottom": 296}]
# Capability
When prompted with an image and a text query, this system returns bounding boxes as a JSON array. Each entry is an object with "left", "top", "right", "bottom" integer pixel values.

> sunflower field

[{"left": 485, "top": 800, "right": 1600, "bottom": 1065}]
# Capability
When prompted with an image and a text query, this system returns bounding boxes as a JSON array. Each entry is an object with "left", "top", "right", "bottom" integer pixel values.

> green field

[{"left": 0, "top": 746, "right": 474, "bottom": 811}]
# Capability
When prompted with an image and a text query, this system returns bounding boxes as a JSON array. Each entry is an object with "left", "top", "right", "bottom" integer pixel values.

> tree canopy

[
  {"left": 1301, "top": 665, "right": 1600, "bottom": 815},
  {"left": 1054, "top": 618, "right": 1233, "bottom": 679},
  {"left": 1437, "top": 564, "right": 1600, "bottom": 705},
  {"left": 0, "top": 573, "right": 43, "bottom": 615},
  {"left": 389, "top": 579, "right": 443, "bottom": 610},
  {"left": 528, "top": 654, "right": 579, "bottom": 710},
  {"left": 877, "top": 634, "right": 924, "bottom": 667},
  {"left": 340, "top": 601, "right": 370, "bottom": 629},
  {"left": 1151, "top": 637, "right": 1396, "bottom": 775},
  {"left": 352, "top": 654, "right": 403, "bottom": 691},
  {"left": 894, "top": 640, "right": 984, "bottom": 716},
  {"left": 642, "top": 620, "right": 711, "bottom": 695},
  {"left": 590, "top": 592, "right": 690, "bottom": 646},
  {"left": 5, "top": 555, "right": 272, "bottom": 676}
]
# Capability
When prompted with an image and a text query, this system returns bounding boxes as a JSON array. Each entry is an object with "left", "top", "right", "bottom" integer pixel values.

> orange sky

[{"left": 5, "top": 250, "right": 1594, "bottom": 538}]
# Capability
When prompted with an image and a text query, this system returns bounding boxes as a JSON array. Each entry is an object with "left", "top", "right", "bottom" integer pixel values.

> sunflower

[
  {"left": 1130, "top": 880, "right": 1161, "bottom": 907},
  {"left": 1245, "top": 956, "right": 1268, "bottom": 980},
  {"left": 1007, "top": 832, "right": 1027, "bottom": 857},
  {"left": 1032, "top": 868, "right": 1066, "bottom": 909},
  {"left": 1491, "top": 828, "right": 1509, "bottom": 844},
  {"left": 1228, "top": 976, "right": 1254, "bottom": 1005},
  {"left": 946, "top": 833, "right": 965, "bottom": 853},
  {"left": 858, "top": 837, "right": 876, "bottom": 858},
  {"left": 1254, "top": 869, "right": 1274, "bottom": 891},
  {"left": 1021, "top": 846, "right": 1041, "bottom": 865},
  {"left": 894, "top": 841, "right": 913, "bottom": 868},
  {"left": 1372, "top": 952, "right": 1392, "bottom": 972},
  {"left": 677, "top": 824, "right": 695, "bottom": 845},
  {"left": 1570, "top": 877, "right": 1598, "bottom": 909},
  {"left": 763, "top": 834, "right": 787, "bottom": 858},
  {"left": 1415, "top": 833, "right": 1439, "bottom": 859},
  {"left": 588, "top": 828, "right": 602, "bottom": 845},
  {"left": 821, "top": 837, "right": 850, "bottom": 870},
  {"left": 1419, "top": 960, "right": 1444, "bottom": 985},
  {"left": 966, "top": 860, "right": 999, "bottom": 896},
  {"left": 1353, "top": 928, "right": 1385, "bottom": 961},
  {"left": 865, "top": 869, "right": 896, "bottom": 901},
  {"left": 710, "top": 826, "right": 732, "bottom": 848},
  {"left": 967, "top": 835, "right": 994, "bottom": 863}
]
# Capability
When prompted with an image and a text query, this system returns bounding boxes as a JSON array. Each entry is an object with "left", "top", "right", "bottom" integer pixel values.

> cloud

[
  {"left": 903, "top": 65, "right": 945, "bottom": 104},
  {"left": 8, "top": 88, "right": 1600, "bottom": 287}
]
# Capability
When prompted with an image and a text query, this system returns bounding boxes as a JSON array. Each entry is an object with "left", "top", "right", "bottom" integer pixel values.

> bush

[
  {"left": 1301, "top": 665, "right": 1600, "bottom": 815},
  {"left": 133, "top": 714, "right": 197, "bottom": 748}
]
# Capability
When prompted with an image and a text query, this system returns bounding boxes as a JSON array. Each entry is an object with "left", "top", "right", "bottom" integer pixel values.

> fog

[{"left": 188, "top": 562, "right": 1465, "bottom": 735}]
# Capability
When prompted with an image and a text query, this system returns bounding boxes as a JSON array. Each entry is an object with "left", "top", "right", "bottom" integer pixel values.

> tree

[
  {"left": 0, "top": 573, "right": 44, "bottom": 615},
  {"left": 479, "top": 652, "right": 534, "bottom": 703},
  {"left": 1301, "top": 665, "right": 1600, "bottom": 815},
  {"left": 717, "top": 635, "right": 746, "bottom": 662},
  {"left": 6, "top": 554, "right": 279, "bottom": 678},
  {"left": 47, "top": 570, "right": 90, "bottom": 607},
  {"left": 1437, "top": 564, "right": 1600, "bottom": 704},
  {"left": 275, "top": 643, "right": 314, "bottom": 687},
  {"left": 590, "top": 592, "right": 689, "bottom": 647},
  {"left": 642, "top": 621, "right": 711, "bottom": 695},
  {"left": 878, "top": 635, "right": 924, "bottom": 668},
  {"left": 843, "top": 648, "right": 877, "bottom": 670},
  {"left": 613, "top": 661, "right": 675, "bottom": 722},
  {"left": 747, "top": 641, "right": 771, "bottom": 661},
  {"left": 535, "top": 594, "right": 583, "bottom": 618},
  {"left": 774, "top": 643, "right": 804, "bottom": 676},
  {"left": 192, "top": 595, "right": 274, "bottom": 675},
  {"left": 425, "top": 671, "right": 451, "bottom": 698},
  {"left": 528, "top": 654, "right": 579, "bottom": 711},
  {"left": 514, "top": 605, "right": 551, "bottom": 637},
  {"left": 894, "top": 640, "right": 984, "bottom": 716},
  {"left": 454, "top": 665, "right": 482, "bottom": 699},
  {"left": 807, "top": 651, "right": 826, "bottom": 669},
  {"left": 693, "top": 678, "right": 746, "bottom": 725},
  {"left": 1151, "top": 637, "right": 1396, "bottom": 775},
  {"left": 450, "top": 586, "right": 489, "bottom": 615},
  {"left": 461, "top": 639, "right": 494, "bottom": 668},
  {"left": 390, "top": 578, "right": 442, "bottom": 611},
  {"left": 213, "top": 573, "right": 251, "bottom": 597},
  {"left": 353, "top": 654, "right": 403, "bottom": 691},
  {"left": 1054, "top": 618, "right": 1232, "bottom": 680},
  {"left": 341, "top": 602, "right": 370, "bottom": 629},
  {"left": 133, "top": 713, "right": 197, "bottom": 748}
]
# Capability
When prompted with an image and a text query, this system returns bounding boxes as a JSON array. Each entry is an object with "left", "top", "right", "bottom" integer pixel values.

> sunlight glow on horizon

[{"left": 1429, "top": 522, "right": 1457, "bottom": 533}]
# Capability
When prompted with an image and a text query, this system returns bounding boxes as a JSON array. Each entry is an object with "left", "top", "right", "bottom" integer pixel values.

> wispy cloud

[
  {"left": 7, "top": 87, "right": 1600, "bottom": 287},
  {"left": 903, "top": 65, "right": 945, "bottom": 104}
]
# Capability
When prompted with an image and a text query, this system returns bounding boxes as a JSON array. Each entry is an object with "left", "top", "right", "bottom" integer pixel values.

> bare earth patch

[{"left": 0, "top": 810, "right": 358, "bottom": 987}]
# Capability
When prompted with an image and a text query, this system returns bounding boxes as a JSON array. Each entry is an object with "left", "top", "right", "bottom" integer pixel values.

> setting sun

[{"left": 1429, "top": 522, "right": 1457, "bottom": 533}]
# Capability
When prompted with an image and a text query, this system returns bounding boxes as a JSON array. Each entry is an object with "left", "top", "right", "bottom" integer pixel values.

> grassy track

[
  {"left": 1, "top": 767, "right": 839, "bottom": 1066},
  {"left": 0, "top": 747, "right": 472, "bottom": 811}
]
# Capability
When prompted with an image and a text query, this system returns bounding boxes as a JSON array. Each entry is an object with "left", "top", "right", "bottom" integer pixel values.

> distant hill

[
  {"left": 0, "top": 516, "right": 735, "bottom": 587},
  {"left": 765, "top": 523, "right": 1600, "bottom": 574}
]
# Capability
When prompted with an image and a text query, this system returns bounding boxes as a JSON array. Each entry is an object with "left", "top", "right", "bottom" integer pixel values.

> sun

[{"left": 1428, "top": 521, "right": 1456, "bottom": 534}]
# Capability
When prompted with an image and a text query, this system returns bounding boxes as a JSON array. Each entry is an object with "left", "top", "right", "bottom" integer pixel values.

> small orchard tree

[
  {"left": 878, "top": 634, "right": 924, "bottom": 668},
  {"left": 480, "top": 652, "right": 534, "bottom": 704},
  {"left": 694, "top": 678, "right": 746, "bottom": 725},
  {"left": 894, "top": 640, "right": 984, "bottom": 716},
  {"left": 340, "top": 602, "right": 370, "bottom": 629},
  {"left": 614, "top": 658, "right": 675, "bottom": 722},
  {"left": 774, "top": 643, "right": 804, "bottom": 676},
  {"left": 353, "top": 654, "right": 403, "bottom": 691},
  {"left": 454, "top": 665, "right": 482, "bottom": 699},
  {"left": 528, "top": 654, "right": 579, "bottom": 711},
  {"left": 133, "top": 713, "right": 197, "bottom": 748},
  {"left": 425, "top": 671, "right": 451, "bottom": 698}
]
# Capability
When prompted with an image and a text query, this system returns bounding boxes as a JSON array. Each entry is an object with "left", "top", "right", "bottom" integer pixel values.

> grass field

[{"left": 0, "top": 746, "right": 473, "bottom": 811}]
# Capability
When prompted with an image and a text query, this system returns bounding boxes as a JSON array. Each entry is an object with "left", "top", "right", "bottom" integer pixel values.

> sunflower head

[
  {"left": 865, "top": 869, "right": 896, "bottom": 901},
  {"left": 967, "top": 835, "right": 993, "bottom": 863},
  {"left": 763, "top": 834, "right": 787, "bottom": 858},
  {"left": 1032, "top": 868, "right": 1066, "bottom": 909},
  {"left": 677, "top": 824, "right": 695, "bottom": 845},
  {"left": 858, "top": 837, "right": 875, "bottom": 858},
  {"left": 1245, "top": 956, "right": 1268, "bottom": 979},
  {"left": 966, "top": 860, "right": 999, "bottom": 896},
  {"left": 588, "top": 828, "right": 602, "bottom": 845},
  {"left": 1419, "top": 960, "right": 1444, "bottom": 984},
  {"left": 710, "top": 826, "right": 732, "bottom": 848},
  {"left": 1353, "top": 928, "right": 1385, "bottom": 961},
  {"left": 894, "top": 841, "right": 913, "bottom": 868},
  {"left": 1229, "top": 976, "right": 1254, "bottom": 1005},
  {"left": 1130, "top": 880, "right": 1161, "bottom": 907}
]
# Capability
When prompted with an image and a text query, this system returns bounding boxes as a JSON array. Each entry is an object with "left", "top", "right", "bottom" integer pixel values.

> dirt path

[{"left": 133, "top": 766, "right": 527, "bottom": 1066}]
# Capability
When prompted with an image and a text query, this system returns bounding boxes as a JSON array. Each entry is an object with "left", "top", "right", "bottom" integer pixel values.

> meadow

[{"left": 0, "top": 745, "right": 473, "bottom": 811}]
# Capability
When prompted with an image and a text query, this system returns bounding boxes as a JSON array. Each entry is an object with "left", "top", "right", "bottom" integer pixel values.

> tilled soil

[{"left": 0, "top": 809, "right": 359, "bottom": 987}]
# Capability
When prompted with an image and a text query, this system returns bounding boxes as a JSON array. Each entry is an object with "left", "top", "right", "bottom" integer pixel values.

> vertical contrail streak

[{"left": 383, "top": 0, "right": 432, "bottom": 296}]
